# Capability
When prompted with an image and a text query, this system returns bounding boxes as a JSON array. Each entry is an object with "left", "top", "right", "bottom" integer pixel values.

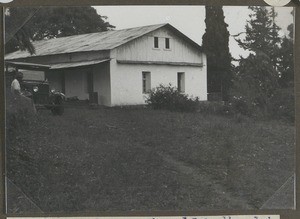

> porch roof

[
  {"left": 49, "top": 59, "right": 110, "bottom": 70},
  {"left": 5, "top": 61, "right": 50, "bottom": 70}
]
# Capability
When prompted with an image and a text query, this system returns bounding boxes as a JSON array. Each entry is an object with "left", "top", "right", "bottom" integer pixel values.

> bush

[
  {"left": 145, "top": 84, "right": 199, "bottom": 112},
  {"left": 229, "top": 87, "right": 295, "bottom": 122},
  {"left": 229, "top": 96, "right": 253, "bottom": 116},
  {"left": 197, "top": 101, "right": 233, "bottom": 116},
  {"left": 6, "top": 92, "right": 39, "bottom": 179},
  {"left": 268, "top": 88, "right": 295, "bottom": 122}
]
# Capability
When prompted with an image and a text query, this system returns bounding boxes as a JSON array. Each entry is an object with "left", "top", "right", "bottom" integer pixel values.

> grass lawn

[{"left": 6, "top": 106, "right": 295, "bottom": 213}]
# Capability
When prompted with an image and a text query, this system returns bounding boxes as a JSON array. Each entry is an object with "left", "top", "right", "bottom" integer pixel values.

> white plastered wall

[
  {"left": 109, "top": 26, "right": 207, "bottom": 106},
  {"left": 92, "top": 62, "right": 111, "bottom": 106},
  {"left": 109, "top": 53, "right": 207, "bottom": 106}
]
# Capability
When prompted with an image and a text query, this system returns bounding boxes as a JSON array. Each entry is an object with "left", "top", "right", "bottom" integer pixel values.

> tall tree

[
  {"left": 233, "top": 6, "right": 283, "bottom": 113},
  {"left": 236, "top": 6, "right": 282, "bottom": 66},
  {"left": 233, "top": 52, "right": 279, "bottom": 113},
  {"left": 202, "top": 6, "right": 233, "bottom": 101},
  {"left": 5, "top": 7, "right": 39, "bottom": 54},
  {"left": 277, "top": 10, "right": 294, "bottom": 87},
  {"left": 5, "top": 6, "right": 115, "bottom": 54}
]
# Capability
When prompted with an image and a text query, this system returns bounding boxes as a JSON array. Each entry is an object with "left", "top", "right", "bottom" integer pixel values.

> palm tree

[{"left": 5, "top": 7, "right": 40, "bottom": 54}]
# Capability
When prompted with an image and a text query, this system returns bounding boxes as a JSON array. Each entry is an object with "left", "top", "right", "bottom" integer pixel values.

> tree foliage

[
  {"left": 278, "top": 19, "right": 294, "bottom": 87},
  {"left": 202, "top": 6, "right": 233, "bottom": 101},
  {"left": 236, "top": 7, "right": 282, "bottom": 66},
  {"left": 232, "top": 52, "right": 279, "bottom": 114},
  {"left": 232, "top": 7, "right": 281, "bottom": 111},
  {"left": 5, "top": 6, "right": 115, "bottom": 54},
  {"left": 232, "top": 6, "right": 294, "bottom": 120},
  {"left": 5, "top": 7, "right": 38, "bottom": 54}
]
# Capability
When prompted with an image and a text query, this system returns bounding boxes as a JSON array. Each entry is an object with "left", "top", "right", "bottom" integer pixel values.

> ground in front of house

[{"left": 6, "top": 107, "right": 295, "bottom": 213}]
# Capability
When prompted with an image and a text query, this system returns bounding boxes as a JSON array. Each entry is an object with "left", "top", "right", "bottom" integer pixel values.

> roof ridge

[
  {"left": 112, "top": 23, "right": 167, "bottom": 31},
  {"left": 6, "top": 23, "right": 203, "bottom": 60},
  {"left": 33, "top": 23, "right": 168, "bottom": 44}
]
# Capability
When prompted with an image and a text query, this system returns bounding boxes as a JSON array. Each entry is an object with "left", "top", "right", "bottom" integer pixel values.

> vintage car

[{"left": 6, "top": 61, "right": 65, "bottom": 115}]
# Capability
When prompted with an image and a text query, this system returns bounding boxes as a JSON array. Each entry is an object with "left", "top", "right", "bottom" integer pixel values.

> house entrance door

[
  {"left": 87, "top": 72, "right": 93, "bottom": 93},
  {"left": 87, "top": 71, "right": 98, "bottom": 104}
]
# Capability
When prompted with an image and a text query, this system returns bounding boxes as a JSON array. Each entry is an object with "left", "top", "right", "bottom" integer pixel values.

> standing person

[
  {"left": 11, "top": 71, "right": 23, "bottom": 95},
  {"left": 10, "top": 70, "right": 37, "bottom": 114}
]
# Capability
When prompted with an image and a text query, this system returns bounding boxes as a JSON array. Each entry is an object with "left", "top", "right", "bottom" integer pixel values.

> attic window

[{"left": 154, "top": 37, "right": 159, "bottom": 48}]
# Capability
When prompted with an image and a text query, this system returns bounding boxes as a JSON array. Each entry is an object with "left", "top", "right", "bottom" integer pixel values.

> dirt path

[{"left": 157, "top": 152, "right": 253, "bottom": 209}]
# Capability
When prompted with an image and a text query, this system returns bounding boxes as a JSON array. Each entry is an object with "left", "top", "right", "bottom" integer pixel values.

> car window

[{"left": 20, "top": 70, "right": 45, "bottom": 81}]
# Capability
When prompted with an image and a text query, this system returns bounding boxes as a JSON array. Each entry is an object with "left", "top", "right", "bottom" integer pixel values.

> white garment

[{"left": 11, "top": 79, "right": 21, "bottom": 94}]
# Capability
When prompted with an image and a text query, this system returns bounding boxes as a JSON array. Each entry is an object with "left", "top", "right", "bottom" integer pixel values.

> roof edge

[
  {"left": 164, "top": 24, "right": 203, "bottom": 52},
  {"left": 5, "top": 23, "right": 203, "bottom": 60},
  {"left": 112, "top": 23, "right": 203, "bottom": 52},
  {"left": 109, "top": 23, "right": 167, "bottom": 50}
]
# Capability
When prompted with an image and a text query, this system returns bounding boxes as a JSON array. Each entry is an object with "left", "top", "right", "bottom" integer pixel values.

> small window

[
  {"left": 177, "top": 72, "right": 185, "bottom": 93},
  {"left": 154, "top": 37, "right": 159, "bottom": 48},
  {"left": 165, "top": 38, "right": 170, "bottom": 49},
  {"left": 142, "top": 72, "right": 151, "bottom": 93}
]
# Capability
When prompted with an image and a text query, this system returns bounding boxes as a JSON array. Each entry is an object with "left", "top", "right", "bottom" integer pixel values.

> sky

[{"left": 94, "top": 6, "right": 294, "bottom": 60}]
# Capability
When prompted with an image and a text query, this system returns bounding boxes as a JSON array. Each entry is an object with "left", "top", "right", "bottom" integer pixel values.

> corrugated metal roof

[
  {"left": 5, "top": 24, "right": 167, "bottom": 60},
  {"left": 5, "top": 61, "right": 50, "bottom": 70},
  {"left": 50, "top": 59, "right": 110, "bottom": 69}
]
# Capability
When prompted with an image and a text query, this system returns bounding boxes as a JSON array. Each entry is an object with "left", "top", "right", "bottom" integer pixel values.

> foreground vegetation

[{"left": 6, "top": 105, "right": 294, "bottom": 213}]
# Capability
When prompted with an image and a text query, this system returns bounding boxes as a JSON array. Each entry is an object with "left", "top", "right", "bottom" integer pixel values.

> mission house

[{"left": 5, "top": 23, "right": 207, "bottom": 106}]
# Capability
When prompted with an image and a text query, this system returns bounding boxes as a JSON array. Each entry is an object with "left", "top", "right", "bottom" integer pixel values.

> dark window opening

[
  {"left": 165, "top": 38, "right": 170, "bottom": 49},
  {"left": 177, "top": 72, "right": 185, "bottom": 92},
  {"left": 142, "top": 71, "right": 151, "bottom": 93},
  {"left": 154, "top": 37, "right": 159, "bottom": 48}
]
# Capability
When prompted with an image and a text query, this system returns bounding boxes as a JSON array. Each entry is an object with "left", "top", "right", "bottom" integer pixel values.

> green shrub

[
  {"left": 268, "top": 88, "right": 295, "bottom": 122},
  {"left": 6, "top": 92, "right": 39, "bottom": 180},
  {"left": 230, "top": 96, "right": 252, "bottom": 116},
  {"left": 228, "top": 87, "right": 295, "bottom": 122},
  {"left": 6, "top": 93, "right": 36, "bottom": 130},
  {"left": 197, "top": 101, "right": 233, "bottom": 116},
  {"left": 145, "top": 84, "right": 199, "bottom": 112}
]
